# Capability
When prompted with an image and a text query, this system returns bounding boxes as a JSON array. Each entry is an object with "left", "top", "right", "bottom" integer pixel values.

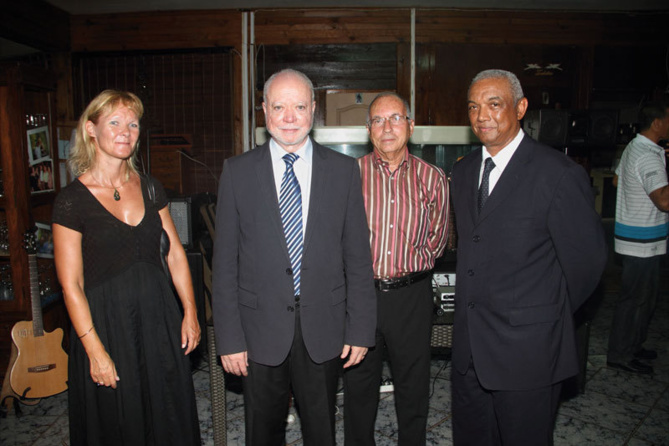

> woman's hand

[
  {"left": 181, "top": 312, "right": 201, "bottom": 355},
  {"left": 89, "top": 350, "right": 120, "bottom": 389}
]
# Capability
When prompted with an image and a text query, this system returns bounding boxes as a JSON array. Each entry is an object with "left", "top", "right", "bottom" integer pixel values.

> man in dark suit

[
  {"left": 212, "top": 69, "right": 376, "bottom": 446},
  {"left": 450, "top": 69, "right": 607, "bottom": 445}
]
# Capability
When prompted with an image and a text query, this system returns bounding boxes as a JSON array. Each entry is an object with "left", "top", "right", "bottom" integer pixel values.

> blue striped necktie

[{"left": 279, "top": 153, "right": 303, "bottom": 295}]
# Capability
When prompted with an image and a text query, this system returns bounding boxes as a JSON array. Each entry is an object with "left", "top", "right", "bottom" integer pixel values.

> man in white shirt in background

[{"left": 608, "top": 101, "right": 669, "bottom": 375}]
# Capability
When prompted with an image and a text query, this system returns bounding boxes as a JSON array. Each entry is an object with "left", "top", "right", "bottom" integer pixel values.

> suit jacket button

[
  {"left": 468, "top": 302, "right": 476, "bottom": 309},
  {"left": 473, "top": 235, "right": 480, "bottom": 242},
  {"left": 467, "top": 269, "right": 474, "bottom": 276},
  {"left": 295, "top": 295, "right": 300, "bottom": 302},
  {"left": 286, "top": 268, "right": 293, "bottom": 275},
  {"left": 287, "top": 306, "right": 294, "bottom": 312}
]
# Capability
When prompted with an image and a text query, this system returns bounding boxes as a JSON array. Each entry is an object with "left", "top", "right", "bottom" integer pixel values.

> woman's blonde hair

[{"left": 68, "top": 90, "right": 144, "bottom": 177}]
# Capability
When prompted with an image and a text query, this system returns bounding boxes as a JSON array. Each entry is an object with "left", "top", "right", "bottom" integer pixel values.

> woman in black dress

[{"left": 52, "top": 90, "right": 201, "bottom": 445}]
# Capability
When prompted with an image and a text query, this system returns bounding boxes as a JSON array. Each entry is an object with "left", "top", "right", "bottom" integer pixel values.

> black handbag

[{"left": 146, "top": 176, "right": 173, "bottom": 284}]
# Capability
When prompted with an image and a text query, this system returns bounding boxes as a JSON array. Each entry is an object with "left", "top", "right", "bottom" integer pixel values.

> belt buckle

[{"left": 376, "top": 278, "right": 394, "bottom": 292}]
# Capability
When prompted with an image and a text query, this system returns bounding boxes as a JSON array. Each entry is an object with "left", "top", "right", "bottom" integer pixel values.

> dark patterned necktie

[
  {"left": 478, "top": 157, "right": 496, "bottom": 213},
  {"left": 279, "top": 153, "right": 303, "bottom": 295}
]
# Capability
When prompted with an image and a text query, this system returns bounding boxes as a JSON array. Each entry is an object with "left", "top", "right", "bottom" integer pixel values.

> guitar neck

[{"left": 28, "top": 253, "right": 44, "bottom": 338}]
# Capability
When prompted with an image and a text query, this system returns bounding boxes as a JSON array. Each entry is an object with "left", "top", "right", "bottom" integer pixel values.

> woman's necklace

[{"left": 92, "top": 173, "right": 129, "bottom": 201}]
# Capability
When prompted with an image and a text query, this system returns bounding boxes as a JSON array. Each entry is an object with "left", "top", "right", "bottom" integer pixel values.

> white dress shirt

[
  {"left": 479, "top": 129, "right": 525, "bottom": 194},
  {"left": 269, "top": 137, "right": 313, "bottom": 232}
]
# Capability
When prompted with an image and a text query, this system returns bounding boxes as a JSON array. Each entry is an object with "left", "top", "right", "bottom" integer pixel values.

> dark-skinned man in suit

[{"left": 450, "top": 69, "right": 607, "bottom": 445}]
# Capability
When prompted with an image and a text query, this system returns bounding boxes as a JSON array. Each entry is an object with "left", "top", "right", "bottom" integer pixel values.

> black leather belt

[{"left": 374, "top": 270, "right": 432, "bottom": 292}]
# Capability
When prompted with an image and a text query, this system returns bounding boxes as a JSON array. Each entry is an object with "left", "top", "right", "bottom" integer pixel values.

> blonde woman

[{"left": 53, "top": 90, "right": 201, "bottom": 445}]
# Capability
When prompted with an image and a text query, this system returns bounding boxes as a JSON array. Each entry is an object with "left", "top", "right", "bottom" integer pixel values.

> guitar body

[
  {"left": 10, "top": 320, "right": 68, "bottom": 399},
  {"left": 1, "top": 343, "right": 40, "bottom": 416}
]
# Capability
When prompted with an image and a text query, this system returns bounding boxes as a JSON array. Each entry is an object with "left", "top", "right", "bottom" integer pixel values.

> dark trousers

[
  {"left": 607, "top": 254, "right": 661, "bottom": 364},
  {"left": 452, "top": 363, "right": 562, "bottom": 446},
  {"left": 243, "top": 308, "right": 340, "bottom": 446},
  {"left": 343, "top": 276, "right": 433, "bottom": 446}
]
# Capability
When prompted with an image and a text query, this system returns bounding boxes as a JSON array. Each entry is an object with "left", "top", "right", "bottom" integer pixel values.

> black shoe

[
  {"left": 634, "top": 348, "right": 658, "bottom": 361},
  {"left": 607, "top": 359, "right": 654, "bottom": 375}
]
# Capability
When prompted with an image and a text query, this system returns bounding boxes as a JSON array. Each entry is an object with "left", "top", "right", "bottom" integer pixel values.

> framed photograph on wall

[
  {"left": 27, "top": 126, "right": 51, "bottom": 164},
  {"left": 27, "top": 126, "right": 55, "bottom": 194},
  {"left": 28, "top": 160, "right": 55, "bottom": 194},
  {"left": 34, "top": 222, "right": 54, "bottom": 259}
]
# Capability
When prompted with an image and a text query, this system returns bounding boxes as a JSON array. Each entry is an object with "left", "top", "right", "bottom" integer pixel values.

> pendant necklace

[{"left": 93, "top": 173, "right": 128, "bottom": 201}]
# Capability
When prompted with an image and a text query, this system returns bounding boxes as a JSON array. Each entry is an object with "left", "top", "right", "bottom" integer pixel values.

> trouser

[
  {"left": 607, "top": 254, "right": 661, "bottom": 363},
  {"left": 243, "top": 307, "right": 340, "bottom": 446},
  {"left": 452, "top": 362, "right": 562, "bottom": 446},
  {"left": 343, "top": 276, "right": 433, "bottom": 446}
]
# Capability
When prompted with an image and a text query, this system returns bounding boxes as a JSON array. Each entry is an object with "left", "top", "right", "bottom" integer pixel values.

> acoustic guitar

[{"left": 9, "top": 231, "right": 68, "bottom": 400}]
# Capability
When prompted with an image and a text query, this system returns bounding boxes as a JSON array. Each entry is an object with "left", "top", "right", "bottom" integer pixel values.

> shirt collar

[
  {"left": 482, "top": 129, "right": 525, "bottom": 171},
  {"left": 269, "top": 136, "right": 313, "bottom": 165},
  {"left": 372, "top": 147, "right": 410, "bottom": 171},
  {"left": 635, "top": 133, "right": 665, "bottom": 152}
]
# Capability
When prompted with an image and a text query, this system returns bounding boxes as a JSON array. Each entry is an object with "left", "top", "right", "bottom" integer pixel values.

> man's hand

[
  {"left": 221, "top": 351, "right": 249, "bottom": 376},
  {"left": 341, "top": 345, "right": 369, "bottom": 369}
]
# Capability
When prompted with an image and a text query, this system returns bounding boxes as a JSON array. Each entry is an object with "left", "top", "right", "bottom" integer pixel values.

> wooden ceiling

[{"left": 43, "top": 0, "right": 669, "bottom": 15}]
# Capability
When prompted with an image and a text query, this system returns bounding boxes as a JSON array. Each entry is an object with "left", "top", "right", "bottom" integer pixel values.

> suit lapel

[
  {"left": 467, "top": 149, "right": 483, "bottom": 225},
  {"left": 477, "top": 138, "right": 533, "bottom": 223},
  {"left": 255, "top": 143, "right": 292, "bottom": 261}
]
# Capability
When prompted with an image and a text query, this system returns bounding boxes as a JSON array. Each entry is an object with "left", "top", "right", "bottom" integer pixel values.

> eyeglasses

[{"left": 368, "top": 114, "right": 411, "bottom": 128}]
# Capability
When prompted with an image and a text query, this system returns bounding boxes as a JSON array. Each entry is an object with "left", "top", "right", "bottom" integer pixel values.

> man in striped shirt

[
  {"left": 608, "top": 101, "right": 669, "bottom": 375},
  {"left": 343, "top": 92, "right": 448, "bottom": 445}
]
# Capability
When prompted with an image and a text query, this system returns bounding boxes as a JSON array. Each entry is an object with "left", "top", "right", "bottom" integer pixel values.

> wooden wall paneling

[
  {"left": 52, "top": 52, "right": 76, "bottom": 124},
  {"left": 68, "top": 9, "right": 668, "bottom": 52},
  {"left": 414, "top": 10, "right": 668, "bottom": 47},
  {"left": 255, "top": 44, "right": 397, "bottom": 91},
  {"left": 254, "top": 43, "right": 397, "bottom": 129},
  {"left": 515, "top": 46, "right": 578, "bottom": 111},
  {"left": 396, "top": 43, "right": 411, "bottom": 116},
  {"left": 70, "top": 11, "right": 242, "bottom": 52},
  {"left": 0, "top": 0, "right": 70, "bottom": 52},
  {"left": 592, "top": 45, "right": 668, "bottom": 106},
  {"left": 416, "top": 43, "right": 579, "bottom": 126},
  {"left": 74, "top": 50, "right": 234, "bottom": 195},
  {"left": 232, "top": 42, "right": 245, "bottom": 156},
  {"left": 253, "top": 9, "right": 411, "bottom": 45},
  {"left": 65, "top": 7, "right": 669, "bottom": 175},
  {"left": 573, "top": 46, "right": 594, "bottom": 110},
  {"left": 414, "top": 44, "right": 436, "bottom": 125}
]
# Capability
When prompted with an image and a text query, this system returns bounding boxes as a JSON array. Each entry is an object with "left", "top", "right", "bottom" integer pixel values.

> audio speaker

[
  {"left": 523, "top": 109, "right": 569, "bottom": 148},
  {"left": 168, "top": 197, "right": 193, "bottom": 249},
  {"left": 567, "top": 110, "right": 590, "bottom": 145},
  {"left": 588, "top": 110, "right": 619, "bottom": 146}
]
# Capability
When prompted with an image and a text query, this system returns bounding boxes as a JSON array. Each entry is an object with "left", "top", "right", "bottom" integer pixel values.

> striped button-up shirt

[{"left": 358, "top": 149, "right": 449, "bottom": 279}]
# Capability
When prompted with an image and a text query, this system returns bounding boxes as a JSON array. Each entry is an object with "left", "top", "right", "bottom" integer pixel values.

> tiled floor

[{"left": 1, "top": 260, "right": 668, "bottom": 445}]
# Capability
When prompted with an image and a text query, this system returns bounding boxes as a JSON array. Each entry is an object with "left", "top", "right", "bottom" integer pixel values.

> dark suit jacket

[
  {"left": 450, "top": 134, "right": 607, "bottom": 390},
  {"left": 212, "top": 140, "right": 377, "bottom": 366}
]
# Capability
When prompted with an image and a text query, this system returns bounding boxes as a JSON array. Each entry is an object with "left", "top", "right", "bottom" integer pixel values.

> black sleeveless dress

[{"left": 52, "top": 177, "right": 201, "bottom": 446}]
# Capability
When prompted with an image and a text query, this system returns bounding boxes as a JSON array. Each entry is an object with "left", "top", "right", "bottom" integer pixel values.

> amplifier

[
  {"left": 432, "top": 271, "right": 455, "bottom": 355},
  {"left": 433, "top": 272, "right": 456, "bottom": 316}
]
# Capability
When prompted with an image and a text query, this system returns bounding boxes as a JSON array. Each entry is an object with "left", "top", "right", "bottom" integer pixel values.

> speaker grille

[
  {"left": 523, "top": 109, "right": 569, "bottom": 148},
  {"left": 589, "top": 111, "right": 619, "bottom": 146},
  {"left": 168, "top": 198, "right": 192, "bottom": 249}
]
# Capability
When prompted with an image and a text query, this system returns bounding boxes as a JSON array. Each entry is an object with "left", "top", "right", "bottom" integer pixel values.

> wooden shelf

[{"left": 0, "top": 63, "right": 68, "bottom": 385}]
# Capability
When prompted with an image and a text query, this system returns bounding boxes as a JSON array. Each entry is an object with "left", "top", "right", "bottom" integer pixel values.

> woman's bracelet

[{"left": 79, "top": 325, "right": 95, "bottom": 339}]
